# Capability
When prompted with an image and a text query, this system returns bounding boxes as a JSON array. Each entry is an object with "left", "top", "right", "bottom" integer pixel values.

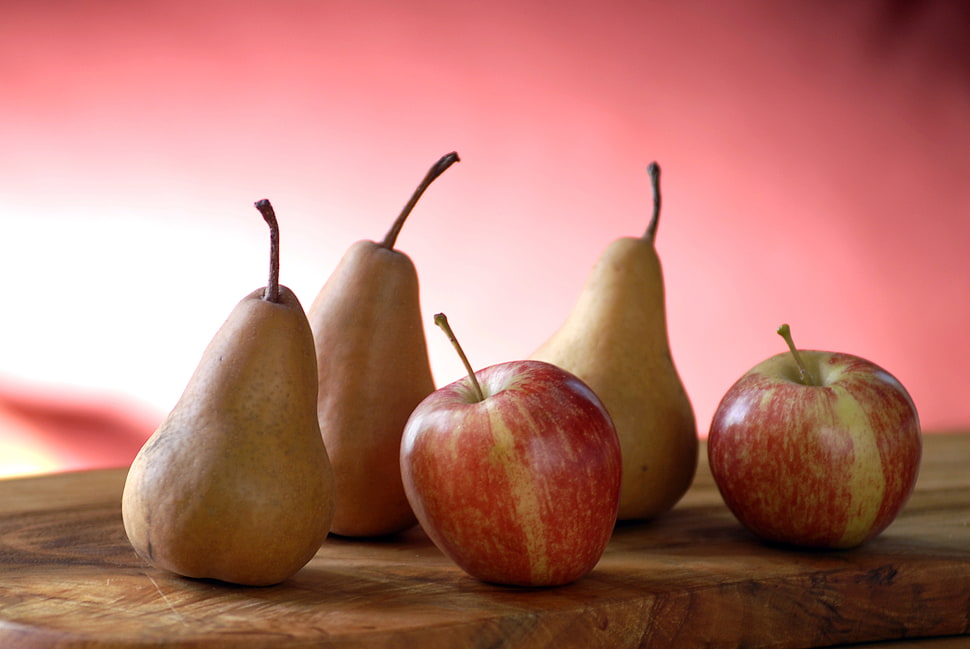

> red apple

[
  {"left": 400, "top": 314, "right": 622, "bottom": 587},
  {"left": 708, "top": 324, "right": 922, "bottom": 549}
]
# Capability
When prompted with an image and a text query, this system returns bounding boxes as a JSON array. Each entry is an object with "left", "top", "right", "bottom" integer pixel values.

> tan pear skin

[
  {"left": 530, "top": 163, "right": 698, "bottom": 521},
  {"left": 307, "top": 152, "right": 459, "bottom": 537},
  {"left": 122, "top": 200, "right": 335, "bottom": 586}
]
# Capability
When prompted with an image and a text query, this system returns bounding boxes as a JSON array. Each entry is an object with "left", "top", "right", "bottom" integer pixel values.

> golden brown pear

[
  {"left": 307, "top": 152, "right": 459, "bottom": 537},
  {"left": 122, "top": 200, "right": 335, "bottom": 586},
  {"left": 530, "top": 163, "right": 698, "bottom": 521}
]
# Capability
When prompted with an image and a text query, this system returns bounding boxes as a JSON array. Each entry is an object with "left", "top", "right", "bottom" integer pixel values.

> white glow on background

[
  {"left": 0, "top": 405, "right": 60, "bottom": 478},
  {"left": 6, "top": 202, "right": 250, "bottom": 415}
]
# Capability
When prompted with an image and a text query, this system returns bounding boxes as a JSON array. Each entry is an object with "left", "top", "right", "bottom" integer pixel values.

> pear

[
  {"left": 307, "top": 152, "right": 459, "bottom": 537},
  {"left": 530, "top": 162, "right": 698, "bottom": 521},
  {"left": 122, "top": 199, "right": 335, "bottom": 586}
]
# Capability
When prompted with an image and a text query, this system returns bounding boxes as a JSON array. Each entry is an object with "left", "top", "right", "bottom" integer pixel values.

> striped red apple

[
  {"left": 708, "top": 324, "right": 922, "bottom": 549},
  {"left": 400, "top": 313, "right": 621, "bottom": 587}
]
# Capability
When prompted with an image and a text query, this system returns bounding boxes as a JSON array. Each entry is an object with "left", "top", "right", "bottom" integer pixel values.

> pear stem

[
  {"left": 254, "top": 199, "right": 280, "bottom": 303},
  {"left": 645, "top": 161, "right": 661, "bottom": 242},
  {"left": 777, "top": 323, "right": 817, "bottom": 386},
  {"left": 380, "top": 151, "right": 461, "bottom": 250},
  {"left": 434, "top": 312, "right": 485, "bottom": 402}
]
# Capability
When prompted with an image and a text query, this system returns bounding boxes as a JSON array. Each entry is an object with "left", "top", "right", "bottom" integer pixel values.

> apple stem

[
  {"left": 777, "top": 324, "right": 817, "bottom": 386},
  {"left": 254, "top": 199, "right": 280, "bottom": 303},
  {"left": 380, "top": 151, "right": 461, "bottom": 250},
  {"left": 434, "top": 312, "right": 485, "bottom": 402},
  {"left": 645, "top": 161, "right": 661, "bottom": 242}
]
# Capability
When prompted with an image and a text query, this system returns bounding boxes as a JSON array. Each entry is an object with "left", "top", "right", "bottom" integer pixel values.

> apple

[
  {"left": 400, "top": 313, "right": 622, "bottom": 587},
  {"left": 707, "top": 324, "right": 922, "bottom": 549}
]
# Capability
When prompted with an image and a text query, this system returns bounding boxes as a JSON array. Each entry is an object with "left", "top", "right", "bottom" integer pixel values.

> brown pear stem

[
  {"left": 380, "top": 152, "right": 460, "bottom": 250},
  {"left": 777, "top": 323, "right": 817, "bottom": 386},
  {"left": 645, "top": 161, "right": 661, "bottom": 242},
  {"left": 254, "top": 199, "right": 280, "bottom": 303},
  {"left": 434, "top": 312, "right": 485, "bottom": 402}
]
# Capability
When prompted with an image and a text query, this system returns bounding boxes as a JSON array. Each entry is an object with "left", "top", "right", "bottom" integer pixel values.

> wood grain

[{"left": 0, "top": 434, "right": 968, "bottom": 648}]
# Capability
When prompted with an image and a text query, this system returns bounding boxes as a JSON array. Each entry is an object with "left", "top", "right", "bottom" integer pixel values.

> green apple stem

[
  {"left": 645, "top": 161, "right": 661, "bottom": 242},
  {"left": 434, "top": 312, "right": 485, "bottom": 402},
  {"left": 777, "top": 323, "right": 817, "bottom": 386},
  {"left": 254, "top": 199, "right": 280, "bottom": 304},
  {"left": 380, "top": 151, "right": 461, "bottom": 250}
]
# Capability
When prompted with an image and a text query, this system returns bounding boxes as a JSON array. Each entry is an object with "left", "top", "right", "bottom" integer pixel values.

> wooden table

[{"left": 1, "top": 433, "right": 968, "bottom": 648}]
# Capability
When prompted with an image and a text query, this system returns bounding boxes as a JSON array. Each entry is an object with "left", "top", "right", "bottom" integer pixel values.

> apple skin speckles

[{"left": 708, "top": 349, "right": 921, "bottom": 550}]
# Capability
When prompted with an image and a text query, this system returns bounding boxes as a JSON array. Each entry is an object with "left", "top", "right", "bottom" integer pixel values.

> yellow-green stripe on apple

[
  {"left": 708, "top": 324, "right": 922, "bottom": 549},
  {"left": 400, "top": 313, "right": 622, "bottom": 587}
]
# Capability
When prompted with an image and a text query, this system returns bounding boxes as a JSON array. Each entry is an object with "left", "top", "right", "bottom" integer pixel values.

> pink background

[{"left": 2, "top": 1, "right": 968, "bottom": 476}]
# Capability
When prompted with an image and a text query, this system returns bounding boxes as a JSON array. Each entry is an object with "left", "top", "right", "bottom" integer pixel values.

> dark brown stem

[
  {"left": 645, "top": 161, "right": 661, "bottom": 242},
  {"left": 380, "top": 152, "right": 460, "bottom": 250},
  {"left": 434, "top": 312, "right": 485, "bottom": 402},
  {"left": 254, "top": 199, "right": 280, "bottom": 303}
]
